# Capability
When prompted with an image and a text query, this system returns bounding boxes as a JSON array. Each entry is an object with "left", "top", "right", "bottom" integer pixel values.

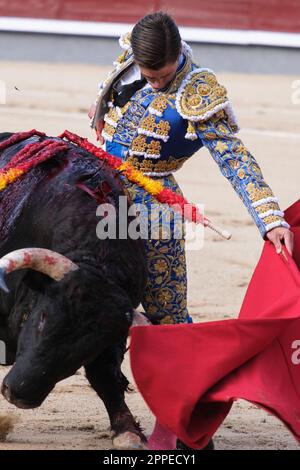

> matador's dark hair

[{"left": 131, "top": 11, "right": 181, "bottom": 70}]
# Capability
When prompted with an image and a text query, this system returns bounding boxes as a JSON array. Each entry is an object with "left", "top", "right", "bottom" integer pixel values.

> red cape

[{"left": 130, "top": 199, "right": 300, "bottom": 449}]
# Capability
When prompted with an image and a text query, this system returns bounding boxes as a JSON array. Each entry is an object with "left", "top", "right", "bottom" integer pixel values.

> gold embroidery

[
  {"left": 197, "top": 83, "right": 211, "bottom": 96},
  {"left": 176, "top": 284, "right": 186, "bottom": 295},
  {"left": 147, "top": 140, "right": 161, "bottom": 156},
  {"left": 197, "top": 123, "right": 207, "bottom": 132},
  {"left": 155, "top": 161, "right": 173, "bottom": 172},
  {"left": 177, "top": 70, "right": 228, "bottom": 120},
  {"left": 203, "top": 131, "right": 217, "bottom": 140},
  {"left": 156, "top": 120, "right": 171, "bottom": 137},
  {"left": 157, "top": 289, "right": 173, "bottom": 304},
  {"left": 147, "top": 305, "right": 159, "bottom": 315},
  {"left": 114, "top": 50, "right": 128, "bottom": 65},
  {"left": 263, "top": 215, "right": 284, "bottom": 224},
  {"left": 120, "top": 172, "right": 189, "bottom": 324},
  {"left": 217, "top": 123, "right": 231, "bottom": 135},
  {"left": 121, "top": 102, "right": 130, "bottom": 114},
  {"left": 138, "top": 116, "right": 171, "bottom": 142},
  {"left": 256, "top": 202, "right": 280, "bottom": 214},
  {"left": 186, "top": 121, "right": 195, "bottom": 133},
  {"left": 126, "top": 155, "right": 189, "bottom": 174},
  {"left": 173, "top": 265, "right": 186, "bottom": 277},
  {"left": 211, "top": 109, "right": 226, "bottom": 121},
  {"left": 206, "top": 74, "right": 218, "bottom": 87},
  {"left": 150, "top": 95, "right": 169, "bottom": 115},
  {"left": 246, "top": 183, "right": 274, "bottom": 202},
  {"left": 235, "top": 143, "right": 248, "bottom": 155},
  {"left": 187, "top": 94, "right": 203, "bottom": 108},
  {"left": 140, "top": 115, "right": 156, "bottom": 133},
  {"left": 103, "top": 122, "right": 115, "bottom": 137},
  {"left": 237, "top": 169, "right": 246, "bottom": 179},
  {"left": 107, "top": 107, "right": 120, "bottom": 123},
  {"left": 166, "top": 53, "right": 193, "bottom": 94},
  {"left": 251, "top": 163, "right": 263, "bottom": 176},
  {"left": 138, "top": 159, "right": 157, "bottom": 173},
  {"left": 215, "top": 141, "right": 228, "bottom": 153},
  {"left": 185, "top": 120, "right": 198, "bottom": 140},
  {"left": 131, "top": 135, "right": 147, "bottom": 153},
  {"left": 230, "top": 124, "right": 239, "bottom": 133},
  {"left": 185, "top": 84, "right": 195, "bottom": 94},
  {"left": 215, "top": 85, "right": 227, "bottom": 97}
]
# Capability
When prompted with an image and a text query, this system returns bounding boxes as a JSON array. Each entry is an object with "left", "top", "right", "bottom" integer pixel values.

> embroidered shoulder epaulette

[
  {"left": 175, "top": 68, "right": 239, "bottom": 138},
  {"left": 176, "top": 68, "right": 230, "bottom": 121}
]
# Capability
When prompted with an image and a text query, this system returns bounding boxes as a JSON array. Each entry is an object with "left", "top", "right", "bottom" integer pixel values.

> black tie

[{"left": 113, "top": 77, "right": 147, "bottom": 107}]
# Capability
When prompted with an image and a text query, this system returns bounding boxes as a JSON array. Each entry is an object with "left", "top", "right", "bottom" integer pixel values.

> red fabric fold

[{"left": 129, "top": 199, "right": 300, "bottom": 449}]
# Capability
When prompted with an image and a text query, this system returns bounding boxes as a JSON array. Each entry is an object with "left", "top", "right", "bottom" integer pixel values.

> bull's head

[{"left": 0, "top": 248, "right": 133, "bottom": 408}]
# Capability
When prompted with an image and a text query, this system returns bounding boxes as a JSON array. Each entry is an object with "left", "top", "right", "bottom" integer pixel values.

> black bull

[{"left": 0, "top": 132, "right": 147, "bottom": 448}]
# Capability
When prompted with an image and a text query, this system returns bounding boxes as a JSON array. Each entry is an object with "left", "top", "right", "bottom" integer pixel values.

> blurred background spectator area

[{"left": 0, "top": 0, "right": 299, "bottom": 32}]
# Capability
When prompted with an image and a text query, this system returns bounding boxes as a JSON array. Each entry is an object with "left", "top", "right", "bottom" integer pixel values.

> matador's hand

[
  {"left": 88, "top": 103, "right": 104, "bottom": 144},
  {"left": 266, "top": 227, "right": 294, "bottom": 256}
]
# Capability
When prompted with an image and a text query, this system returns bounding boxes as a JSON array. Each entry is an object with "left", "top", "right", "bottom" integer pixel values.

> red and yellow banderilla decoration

[{"left": 0, "top": 129, "right": 231, "bottom": 240}]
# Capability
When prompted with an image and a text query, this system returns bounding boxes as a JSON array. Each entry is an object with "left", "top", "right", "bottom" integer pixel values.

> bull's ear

[{"left": 22, "top": 270, "right": 55, "bottom": 293}]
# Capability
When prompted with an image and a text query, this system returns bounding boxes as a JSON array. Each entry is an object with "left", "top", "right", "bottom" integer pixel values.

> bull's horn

[
  {"left": 0, "top": 248, "right": 79, "bottom": 293},
  {"left": 0, "top": 269, "right": 9, "bottom": 293}
]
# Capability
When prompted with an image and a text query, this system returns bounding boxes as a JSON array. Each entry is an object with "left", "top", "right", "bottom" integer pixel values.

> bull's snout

[{"left": 1, "top": 378, "right": 40, "bottom": 409}]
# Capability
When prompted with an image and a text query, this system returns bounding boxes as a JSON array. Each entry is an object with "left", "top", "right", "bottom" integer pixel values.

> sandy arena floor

[{"left": 0, "top": 61, "right": 299, "bottom": 449}]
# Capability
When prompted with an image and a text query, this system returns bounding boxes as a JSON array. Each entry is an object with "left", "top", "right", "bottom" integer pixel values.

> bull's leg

[{"left": 84, "top": 342, "right": 146, "bottom": 450}]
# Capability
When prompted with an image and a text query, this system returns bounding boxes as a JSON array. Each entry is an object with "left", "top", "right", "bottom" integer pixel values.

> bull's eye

[{"left": 38, "top": 312, "right": 46, "bottom": 333}]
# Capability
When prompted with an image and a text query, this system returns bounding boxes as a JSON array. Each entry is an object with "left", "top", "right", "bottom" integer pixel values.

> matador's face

[{"left": 139, "top": 60, "right": 179, "bottom": 91}]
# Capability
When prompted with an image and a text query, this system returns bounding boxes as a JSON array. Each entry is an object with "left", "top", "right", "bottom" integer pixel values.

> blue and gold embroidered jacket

[{"left": 91, "top": 33, "right": 290, "bottom": 239}]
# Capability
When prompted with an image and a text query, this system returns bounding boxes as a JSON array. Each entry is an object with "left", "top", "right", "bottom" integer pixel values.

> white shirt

[{"left": 120, "top": 63, "right": 151, "bottom": 90}]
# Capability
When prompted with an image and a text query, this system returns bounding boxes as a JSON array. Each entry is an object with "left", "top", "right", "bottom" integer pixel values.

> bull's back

[{"left": 0, "top": 133, "right": 122, "bottom": 247}]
